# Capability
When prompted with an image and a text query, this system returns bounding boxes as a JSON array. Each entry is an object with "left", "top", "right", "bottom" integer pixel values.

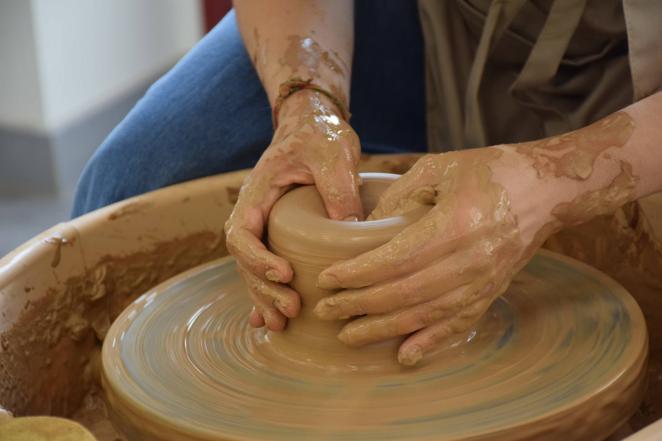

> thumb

[
  {"left": 313, "top": 160, "right": 363, "bottom": 221},
  {"left": 369, "top": 155, "right": 442, "bottom": 220}
]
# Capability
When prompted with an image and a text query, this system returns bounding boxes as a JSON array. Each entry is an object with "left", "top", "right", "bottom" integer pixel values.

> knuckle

[
  {"left": 431, "top": 324, "right": 452, "bottom": 341},
  {"left": 400, "top": 278, "right": 425, "bottom": 303},
  {"left": 225, "top": 238, "right": 239, "bottom": 255},
  {"left": 352, "top": 295, "right": 372, "bottom": 316},
  {"left": 225, "top": 232, "right": 243, "bottom": 257},
  {"left": 452, "top": 317, "right": 474, "bottom": 333},
  {"left": 418, "top": 154, "right": 438, "bottom": 169},
  {"left": 400, "top": 311, "right": 428, "bottom": 334},
  {"left": 225, "top": 227, "right": 236, "bottom": 243},
  {"left": 345, "top": 132, "right": 361, "bottom": 156}
]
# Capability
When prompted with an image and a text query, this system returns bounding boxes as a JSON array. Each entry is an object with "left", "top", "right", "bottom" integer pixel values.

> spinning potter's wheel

[{"left": 102, "top": 174, "right": 648, "bottom": 441}]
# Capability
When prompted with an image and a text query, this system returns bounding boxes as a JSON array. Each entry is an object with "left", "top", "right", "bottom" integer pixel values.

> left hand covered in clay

[{"left": 225, "top": 90, "right": 363, "bottom": 332}]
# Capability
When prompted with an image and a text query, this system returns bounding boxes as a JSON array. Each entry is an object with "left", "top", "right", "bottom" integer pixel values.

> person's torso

[{"left": 419, "top": 0, "right": 634, "bottom": 150}]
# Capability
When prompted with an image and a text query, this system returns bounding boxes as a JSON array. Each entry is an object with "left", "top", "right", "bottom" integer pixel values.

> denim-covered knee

[
  {"left": 71, "top": 132, "right": 145, "bottom": 217},
  {"left": 71, "top": 10, "right": 273, "bottom": 217}
]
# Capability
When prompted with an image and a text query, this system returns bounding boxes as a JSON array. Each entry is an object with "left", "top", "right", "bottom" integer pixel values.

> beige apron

[{"left": 418, "top": 0, "right": 662, "bottom": 151}]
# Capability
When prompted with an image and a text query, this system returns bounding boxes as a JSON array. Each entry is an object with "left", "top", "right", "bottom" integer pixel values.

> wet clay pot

[
  {"left": 0, "top": 153, "right": 661, "bottom": 440},
  {"left": 265, "top": 173, "right": 431, "bottom": 370}
]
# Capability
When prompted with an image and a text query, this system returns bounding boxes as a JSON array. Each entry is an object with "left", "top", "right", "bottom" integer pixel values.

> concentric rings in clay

[{"left": 102, "top": 175, "right": 647, "bottom": 441}]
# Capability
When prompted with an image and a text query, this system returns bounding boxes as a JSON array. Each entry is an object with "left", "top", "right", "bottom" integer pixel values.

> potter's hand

[
  {"left": 314, "top": 148, "right": 557, "bottom": 365},
  {"left": 225, "top": 89, "right": 362, "bottom": 331}
]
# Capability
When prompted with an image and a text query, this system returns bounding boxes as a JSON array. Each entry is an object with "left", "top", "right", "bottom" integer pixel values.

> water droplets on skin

[
  {"left": 275, "top": 35, "right": 349, "bottom": 108},
  {"left": 301, "top": 37, "right": 314, "bottom": 51}
]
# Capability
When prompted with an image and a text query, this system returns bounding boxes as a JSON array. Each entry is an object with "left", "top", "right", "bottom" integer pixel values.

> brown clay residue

[
  {"left": 523, "top": 161, "right": 639, "bottom": 261},
  {"left": 104, "top": 219, "right": 648, "bottom": 440},
  {"left": 320, "top": 51, "right": 343, "bottom": 76},
  {"left": 71, "top": 386, "right": 123, "bottom": 441},
  {"left": 226, "top": 186, "right": 240, "bottom": 205},
  {"left": 0, "top": 231, "right": 226, "bottom": 418},
  {"left": 332, "top": 50, "right": 350, "bottom": 77},
  {"left": 553, "top": 161, "right": 639, "bottom": 227},
  {"left": 328, "top": 83, "right": 349, "bottom": 115},
  {"left": 279, "top": 35, "right": 346, "bottom": 80},
  {"left": 516, "top": 112, "right": 635, "bottom": 180},
  {"left": 313, "top": 150, "right": 530, "bottom": 366},
  {"left": 282, "top": 93, "right": 360, "bottom": 211},
  {"left": 545, "top": 195, "right": 662, "bottom": 430},
  {"left": 280, "top": 35, "right": 318, "bottom": 76},
  {"left": 43, "top": 236, "right": 74, "bottom": 268}
]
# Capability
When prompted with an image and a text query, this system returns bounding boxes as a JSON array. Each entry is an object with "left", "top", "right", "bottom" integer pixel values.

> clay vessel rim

[{"left": 267, "top": 173, "right": 430, "bottom": 250}]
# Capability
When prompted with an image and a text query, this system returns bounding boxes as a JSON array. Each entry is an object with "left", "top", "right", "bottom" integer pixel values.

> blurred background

[{"left": 0, "top": 0, "right": 230, "bottom": 255}]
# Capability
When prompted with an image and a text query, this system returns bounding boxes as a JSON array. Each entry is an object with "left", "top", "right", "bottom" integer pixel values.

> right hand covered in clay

[
  {"left": 314, "top": 110, "right": 644, "bottom": 365},
  {"left": 225, "top": 89, "right": 363, "bottom": 331},
  {"left": 314, "top": 148, "right": 541, "bottom": 365}
]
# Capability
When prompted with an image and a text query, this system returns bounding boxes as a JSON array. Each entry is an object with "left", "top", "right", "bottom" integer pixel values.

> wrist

[
  {"left": 490, "top": 146, "right": 573, "bottom": 245},
  {"left": 550, "top": 158, "right": 637, "bottom": 227},
  {"left": 501, "top": 111, "right": 638, "bottom": 231},
  {"left": 273, "top": 78, "right": 349, "bottom": 128},
  {"left": 278, "top": 89, "right": 341, "bottom": 120}
]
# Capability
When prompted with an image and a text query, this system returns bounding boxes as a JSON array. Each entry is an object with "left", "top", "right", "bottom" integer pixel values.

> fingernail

[
  {"left": 337, "top": 328, "right": 352, "bottom": 345},
  {"left": 273, "top": 298, "right": 285, "bottom": 312},
  {"left": 263, "top": 310, "right": 282, "bottom": 331},
  {"left": 398, "top": 346, "right": 423, "bottom": 366},
  {"left": 318, "top": 272, "right": 340, "bottom": 289},
  {"left": 343, "top": 215, "right": 359, "bottom": 222},
  {"left": 265, "top": 269, "right": 280, "bottom": 282},
  {"left": 313, "top": 300, "right": 335, "bottom": 320},
  {"left": 273, "top": 298, "right": 296, "bottom": 318}
]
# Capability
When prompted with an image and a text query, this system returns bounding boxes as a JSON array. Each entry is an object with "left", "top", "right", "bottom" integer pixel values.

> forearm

[
  {"left": 234, "top": 0, "right": 353, "bottom": 109},
  {"left": 619, "top": 92, "right": 662, "bottom": 199},
  {"left": 547, "top": 92, "right": 662, "bottom": 215},
  {"left": 490, "top": 92, "right": 662, "bottom": 246}
]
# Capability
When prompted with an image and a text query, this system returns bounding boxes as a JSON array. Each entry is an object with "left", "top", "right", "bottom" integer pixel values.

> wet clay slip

[{"left": 101, "top": 174, "right": 648, "bottom": 441}]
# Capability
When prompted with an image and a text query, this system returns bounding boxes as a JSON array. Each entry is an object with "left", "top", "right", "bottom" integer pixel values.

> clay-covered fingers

[
  {"left": 311, "top": 141, "right": 363, "bottom": 221},
  {"left": 335, "top": 282, "right": 488, "bottom": 347},
  {"left": 248, "top": 307, "right": 265, "bottom": 328},
  {"left": 237, "top": 264, "right": 300, "bottom": 331},
  {"left": 369, "top": 155, "right": 443, "bottom": 220},
  {"left": 314, "top": 247, "right": 488, "bottom": 320},
  {"left": 318, "top": 206, "right": 455, "bottom": 290},
  {"left": 226, "top": 223, "right": 293, "bottom": 284},
  {"left": 225, "top": 172, "right": 295, "bottom": 284},
  {"left": 398, "top": 299, "right": 492, "bottom": 366}
]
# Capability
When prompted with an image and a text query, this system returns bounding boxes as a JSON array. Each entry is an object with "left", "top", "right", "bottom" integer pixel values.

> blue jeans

[{"left": 72, "top": 1, "right": 426, "bottom": 216}]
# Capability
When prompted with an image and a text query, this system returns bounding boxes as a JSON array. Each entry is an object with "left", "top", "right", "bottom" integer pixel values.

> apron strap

[
  {"left": 464, "top": 0, "right": 587, "bottom": 147},
  {"left": 464, "top": 0, "right": 528, "bottom": 147},
  {"left": 510, "top": 0, "right": 587, "bottom": 134},
  {"left": 512, "top": 0, "right": 587, "bottom": 89}
]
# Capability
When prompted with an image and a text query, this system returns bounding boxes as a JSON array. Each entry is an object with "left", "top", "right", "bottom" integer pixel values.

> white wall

[
  {"left": 31, "top": 0, "right": 203, "bottom": 131},
  {"left": 0, "top": 0, "right": 46, "bottom": 131},
  {"left": 0, "top": 0, "right": 203, "bottom": 133}
]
